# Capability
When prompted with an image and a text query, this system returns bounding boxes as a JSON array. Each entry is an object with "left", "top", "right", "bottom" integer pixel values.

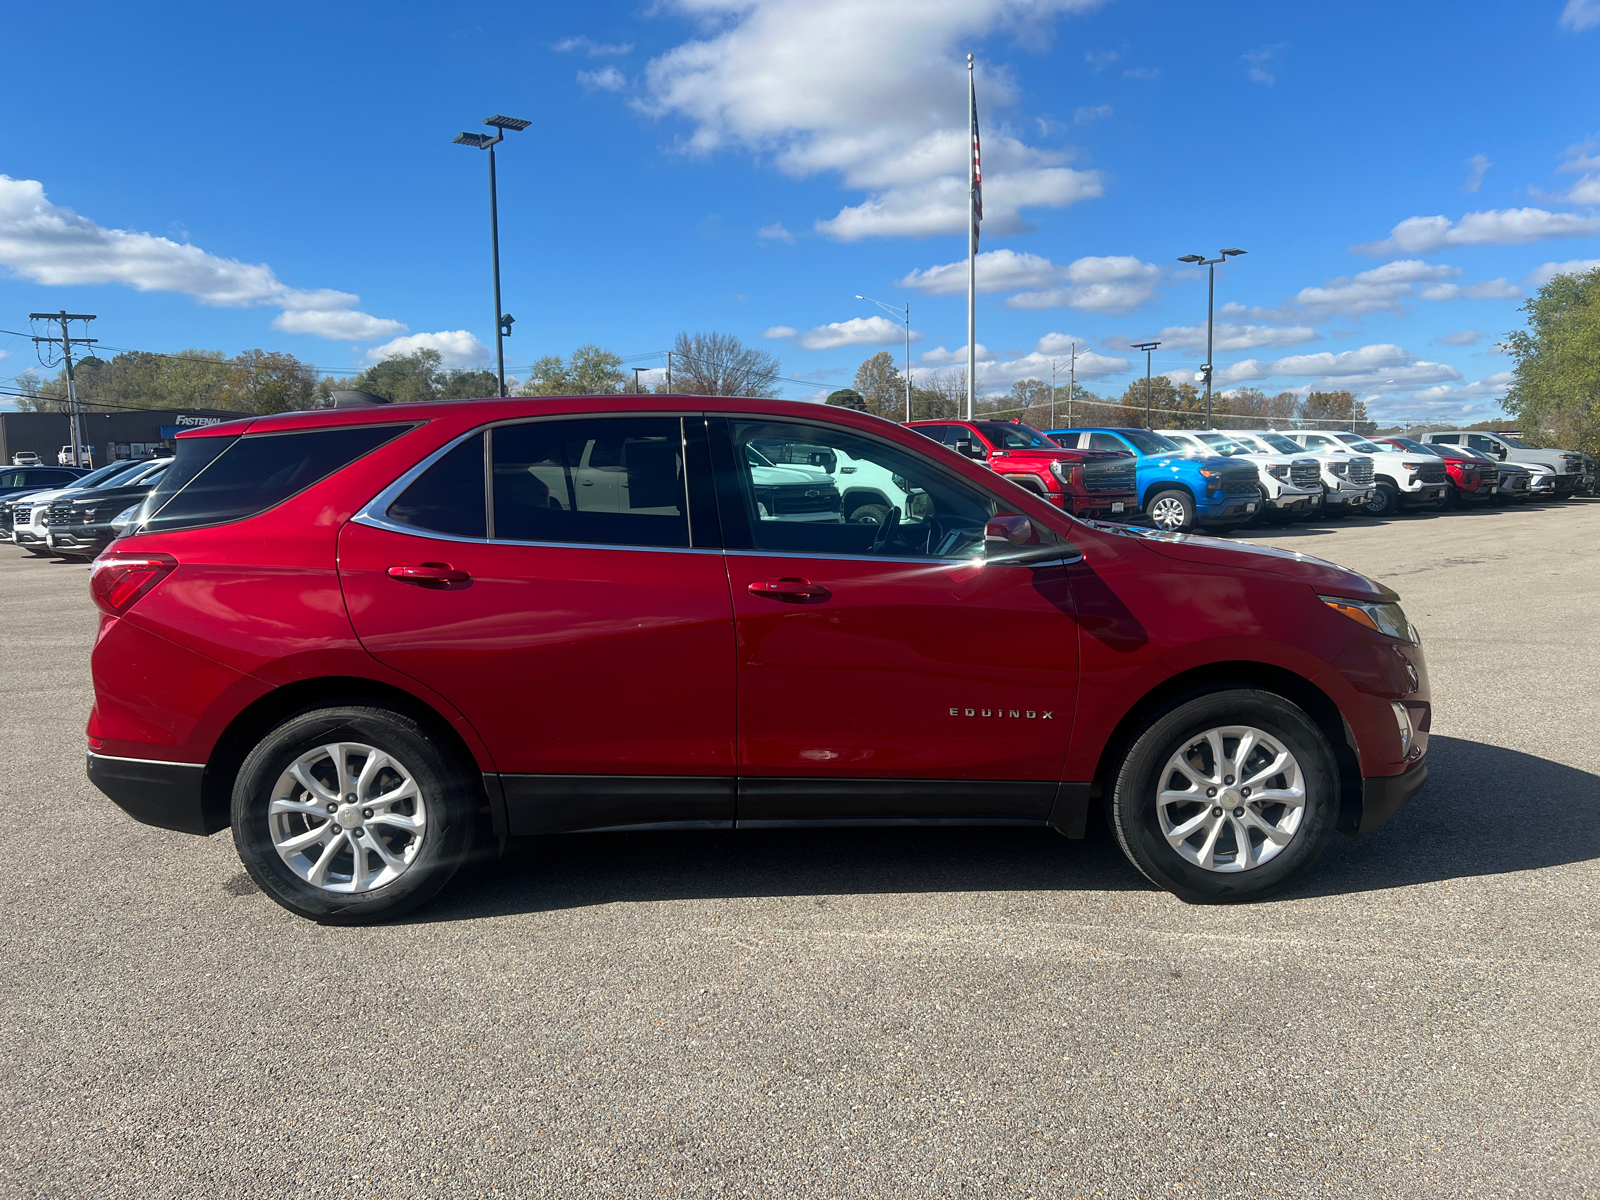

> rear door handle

[
  {"left": 387, "top": 563, "right": 472, "bottom": 586},
  {"left": 747, "top": 577, "right": 830, "bottom": 602}
]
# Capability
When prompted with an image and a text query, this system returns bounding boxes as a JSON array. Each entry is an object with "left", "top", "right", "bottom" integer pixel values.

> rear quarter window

[{"left": 141, "top": 424, "right": 410, "bottom": 534}]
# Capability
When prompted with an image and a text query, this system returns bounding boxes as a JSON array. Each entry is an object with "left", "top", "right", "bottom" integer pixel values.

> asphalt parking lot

[{"left": 2, "top": 501, "right": 1597, "bottom": 1200}]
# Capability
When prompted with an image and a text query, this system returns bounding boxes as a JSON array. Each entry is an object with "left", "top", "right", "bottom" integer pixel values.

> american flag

[{"left": 970, "top": 81, "right": 983, "bottom": 252}]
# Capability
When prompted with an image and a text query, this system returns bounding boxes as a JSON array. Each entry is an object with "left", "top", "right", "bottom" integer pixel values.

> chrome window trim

[{"left": 723, "top": 548, "right": 1082, "bottom": 568}]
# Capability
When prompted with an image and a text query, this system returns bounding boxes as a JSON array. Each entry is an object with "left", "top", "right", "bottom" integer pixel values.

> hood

[
  {"left": 1083, "top": 521, "right": 1394, "bottom": 601},
  {"left": 750, "top": 463, "right": 833, "bottom": 486},
  {"left": 989, "top": 447, "right": 1126, "bottom": 464}
]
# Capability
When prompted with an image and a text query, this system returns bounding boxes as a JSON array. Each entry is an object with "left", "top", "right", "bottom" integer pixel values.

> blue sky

[{"left": 2, "top": 0, "right": 1598, "bottom": 421}]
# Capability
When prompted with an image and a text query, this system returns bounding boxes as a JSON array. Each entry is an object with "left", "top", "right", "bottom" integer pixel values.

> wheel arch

[
  {"left": 1088, "top": 659, "right": 1362, "bottom": 836},
  {"left": 200, "top": 676, "right": 492, "bottom": 836},
  {"left": 839, "top": 486, "right": 891, "bottom": 513},
  {"left": 1140, "top": 480, "right": 1196, "bottom": 508},
  {"left": 1000, "top": 473, "right": 1049, "bottom": 496}
]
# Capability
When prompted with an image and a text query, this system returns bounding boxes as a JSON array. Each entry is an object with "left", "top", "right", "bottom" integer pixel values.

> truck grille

[
  {"left": 45, "top": 504, "right": 75, "bottom": 527},
  {"left": 757, "top": 483, "right": 840, "bottom": 516},
  {"left": 1083, "top": 458, "right": 1136, "bottom": 494},
  {"left": 1289, "top": 461, "right": 1320, "bottom": 489},
  {"left": 1219, "top": 468, "right": 1260, "bottom": 496},
  {"left": 1414, "top": 462, "right": 1447, "bottom": 485},
  {"left": 1347, "top": 460, "right": 1374, "bottom": 486}
]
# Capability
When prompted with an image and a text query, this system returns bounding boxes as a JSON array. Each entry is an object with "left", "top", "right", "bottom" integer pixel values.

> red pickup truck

[{"left": 907, "top": 419, "right": 1137, "bottom": 520}]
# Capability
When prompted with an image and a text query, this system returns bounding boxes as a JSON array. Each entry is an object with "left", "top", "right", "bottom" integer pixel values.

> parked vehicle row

[{"left": 2, "top": 458, "right": 171, "bottom": 558}]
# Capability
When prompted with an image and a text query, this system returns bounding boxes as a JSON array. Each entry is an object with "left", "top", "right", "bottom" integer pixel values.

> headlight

[
  {"left": 1049, "top": 460, "right": 1076, "bottom": 484},
  {"left": 1330, "top": 460, "right": 1349, "bottom": 475},
  {"left": 1391, "top": 702, "right": 1414, "bottom": 757},
  {"left": 1401, "top": 461, "right": 1427, "bottom": 470},
  {"left": 1267, "top": 464, "right": 1288, "bottom": 479},
  {"left": 1320, "top": 595, "right": 1420, "bottom": 644}
]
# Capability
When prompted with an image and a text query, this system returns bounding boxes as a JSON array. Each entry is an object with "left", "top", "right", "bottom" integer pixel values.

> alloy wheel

[
  {"left": 1149, "top": 496, "right": 1188, "bottom": 530},
  {"left": 1155, "top": 725, "right": 1305, "bottom": 872},
  {"left": 268, "top": 742, "right": 429, "bottom": 894}
]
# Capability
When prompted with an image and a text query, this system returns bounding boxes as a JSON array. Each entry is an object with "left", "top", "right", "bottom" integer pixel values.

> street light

[
  {"left": 1177, "top": 248, "right": 1246, "bottom": 428},
  {"left": 856, "top": 295, "right": 912, "bottom": 421},
  {"left": 1131, "top": 341, "right": 1161, "bottom": 428},
  {"left": 454, "top": 114, "right": 530, "bottom": 397},
  {"left": 632, "top": 367, "right": 650, "bottom": 394}
]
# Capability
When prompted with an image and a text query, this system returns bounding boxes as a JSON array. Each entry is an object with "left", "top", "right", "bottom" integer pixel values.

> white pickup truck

[
  {"left": 1285, "top": 430, "right": 1445, "bottom": 517},
  {"left": 1156, "top": 429, "right": 1324, "bottom": 524},
  {"left": 1227, "top": 430, "right": 1374, "bottom": 517}
]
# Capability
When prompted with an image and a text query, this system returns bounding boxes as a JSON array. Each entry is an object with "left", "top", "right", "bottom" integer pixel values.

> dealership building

[{"left": 0, "top": 408, "right": 239, "bottom": 467}]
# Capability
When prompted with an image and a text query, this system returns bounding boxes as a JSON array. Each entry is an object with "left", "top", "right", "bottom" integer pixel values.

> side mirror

[
  {"left": 954, "top": 438, "right": 983, "bottom": 459},
  {"left": 984, "top": 514, "right": 1079, "bottom": 565},
  {"left": 1496, "top": 448, "right": 1506, "bottom": 460},
  {"left": 986, "top": 514, "right": 1039, "bottom": 547}
]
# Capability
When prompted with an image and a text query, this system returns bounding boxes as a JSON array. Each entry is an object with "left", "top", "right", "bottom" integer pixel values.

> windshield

[
  {"left": 1253, "top": 432, "right": 1302, "bottom": 454},
  {"left": 1195, "top": 432, "right": 1254, "bottom": 455},
  {"left": 70, "top": 461, "right": 140, "bottom": 488},
  {"left": 1495, "top": 434, "right": 1532, "bottom": 448},
  {"left": 1123, "top": 429, "right": 1182, "bottom": 455},
  {"left": 1379, "top": 437, "right": 1431, "bottom": 453},
  {"left": 973, "top": 422, "right": 1056, "bottom": 449},
  {"left": 1334, "top": 433, "right": 1389, "bottom": 454}
]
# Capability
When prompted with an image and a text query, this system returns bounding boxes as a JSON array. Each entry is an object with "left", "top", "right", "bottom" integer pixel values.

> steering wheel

[{"left": 869, "top": 507, "right": 901, "bottom": 555}]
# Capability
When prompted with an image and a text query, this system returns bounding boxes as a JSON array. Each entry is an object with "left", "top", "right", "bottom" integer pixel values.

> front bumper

[
  {"left": 1066, "top": 491, "right": 1135, "bottom": 519},
  {"left": 1266, "top": 487, "right": 1321, "bottom": 514},
  {"left": 1348, "top": 756, "right": 1428, "bottom": 836},
  {"left": 87, "top": 751, "right": 221, "bottom": 836},
  {"left": 1400, "top": 483, "right": 1449, "bottom": 504},
  {"left": 1198, "top": 495, "right": 1261, "bottom": 524},
  {"left": 1324, "top": 479, "right": 1374, "bottom": 506},
  {"left": 46, "top": 523, "right": 115, "bottom": 554}
]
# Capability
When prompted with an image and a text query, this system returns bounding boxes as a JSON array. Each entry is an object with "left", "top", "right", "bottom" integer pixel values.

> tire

[
  {"left": 846, "top": 502, "right": 891, "bottom": 525},
  {"left": 1108, "top": 687, "right": 1339, "bottom": 903},
  {"left": 1145, "top": 488, "right": 1195, "bottom": 532},
  {"left": 1364, "top": 483, "right": 1398, "bottom": 517},
  {"left": 1441, "top": 484, "right": 1460, "bottom": 510},
  {"left": 231, "top": 704, "right": 478, "bottom": 923}
]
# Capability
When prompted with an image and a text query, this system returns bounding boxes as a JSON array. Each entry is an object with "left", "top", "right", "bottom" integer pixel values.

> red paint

[{"left": 91, "top": 395, "right": 1429, "bottom": 807}]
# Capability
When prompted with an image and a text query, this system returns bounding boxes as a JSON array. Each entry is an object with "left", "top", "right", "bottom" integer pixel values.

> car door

[
  {"left": 1465, "top": 434, "right": 1504, "bottom": 459},
  {"left": 712, "top": 415, "right": 1080, "bottom": 825},
  {"left": 339, "top": 415, "right": 738, "bottom": 834}
]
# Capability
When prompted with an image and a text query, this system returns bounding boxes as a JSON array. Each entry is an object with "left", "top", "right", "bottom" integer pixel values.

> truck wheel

[
  {"left": 1364, "top": 483, "right": 1398, "bottom": 517},
  {"left": 846, "top": 502, "right": 891, "bottom": 525},
  {"left": 1145, "top": 489, "right": 1195, "bottom": 532},
  {"left": 1441, "top": 484, "right": 1460, "bottom": 509},
  {"left": 1108, "top": 687, "right": 1338, "bottom": 903},
  {"left": 231, "top": 705, "right": 478, "bottom": 923}
]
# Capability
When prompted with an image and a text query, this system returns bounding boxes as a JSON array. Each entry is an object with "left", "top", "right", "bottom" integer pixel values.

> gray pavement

[{"left": 1, "top": 499, "right": 1597, "bottom": 1199}]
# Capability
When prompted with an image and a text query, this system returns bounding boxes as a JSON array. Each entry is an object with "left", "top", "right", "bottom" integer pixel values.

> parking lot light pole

[
  {"left": 857, "top": 295, "right": 912, "bottom": 421},
  {"left": 1177, "top": 249, "right": 1246, "bottom": 427},
  {"left": 1131, "top": 341, "right": 1161, "bottom": 428},
  {"left": 454, "top": 115, "right": 530, "bottom": 398},
  {"left": 632, "top": 367, "right": 649, "bottom": 394}
]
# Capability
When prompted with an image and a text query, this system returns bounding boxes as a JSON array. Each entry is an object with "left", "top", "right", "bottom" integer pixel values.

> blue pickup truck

[{"left": 1044, "top": 426, "right": 1262, "bottom": 532}]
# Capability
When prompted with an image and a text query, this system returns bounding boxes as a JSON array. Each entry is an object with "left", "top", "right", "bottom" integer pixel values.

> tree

[
  {"left": 1116, "top": 374, "right": 1178, "bottom": 428},
  {"left": 852, "top": 351, "right": 906, "bottom": 419},
  {"left": 1302, "top": 390, "right": 1368, "bottom": 428},
  {"left": 519, "top": 344, "right": 628, "bottom": 395},
  {"left": 826, "top": 388, "right": 866, "bottom": 411},
  {"left": 1503, "top": 265, "right": 1600, "bottom": 453},
  {"left": 343, "top": 349, "right": 444, "bottom": 404},
  {"left": 223, "top": 350, "right": 317, "bottom": 414},
  {"left": 672, "top": 331, "right": 782, "bottom": 398}
]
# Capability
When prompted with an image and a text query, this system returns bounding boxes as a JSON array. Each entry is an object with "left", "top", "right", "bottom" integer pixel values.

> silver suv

[{"left": 1421, "top": 431, "right": 1587, "bottom": 499}]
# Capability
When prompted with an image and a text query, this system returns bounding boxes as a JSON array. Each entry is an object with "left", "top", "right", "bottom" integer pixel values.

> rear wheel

[
  {"left": 846, "top": 502, "right": 891, "bottom": 525},
  {"left": 1145, "top": 489, "right": 1195, "bottom": 532},
  {"left": 1109, "top": 687, "right": 1338, "bottom": 903},
  {"left": 1364, "top": 483, "right": 1398, "bottom": 517},
  {"left": 231, "top": 705, "right": 478, "bottom": 923}
]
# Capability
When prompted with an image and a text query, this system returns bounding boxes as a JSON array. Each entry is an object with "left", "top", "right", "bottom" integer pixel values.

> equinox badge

[{"left": 950, "top": 707, "right": 1053, "bottom": 719}]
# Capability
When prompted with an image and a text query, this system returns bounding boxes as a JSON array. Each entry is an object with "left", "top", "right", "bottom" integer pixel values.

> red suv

[
  {"left": 86, "top": 396, "right": 1430, "bottom": 921},
  {"left": 906, "top": 418, "right": 1137, "bottom": 520}
]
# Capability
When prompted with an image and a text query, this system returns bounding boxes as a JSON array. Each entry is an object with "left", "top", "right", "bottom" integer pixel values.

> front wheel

[
  {"left": 232, "top": 705, "right": 478, "bottom": 923},
  {"left": 1108, "top": 687, "right": 1339, "bottom": 903},
  {"left": 1365, "top": 483, "right": 1398, "bottom": 517},
  {"left": 1145, "top": 488, "right": 1195, "bottom": 532},
  {"left": 846, "top": 502, "right": 891, "bottom": 525}
]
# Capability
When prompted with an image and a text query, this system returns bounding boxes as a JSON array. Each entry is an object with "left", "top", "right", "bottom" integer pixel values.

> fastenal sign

[{"left": 159, "top": 415, "right": 229, "bottom": 438}]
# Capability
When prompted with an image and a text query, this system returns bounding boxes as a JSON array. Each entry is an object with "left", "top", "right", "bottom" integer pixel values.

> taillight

[{"left": 91, "top": 552, "right": 177, "bottom": 616}]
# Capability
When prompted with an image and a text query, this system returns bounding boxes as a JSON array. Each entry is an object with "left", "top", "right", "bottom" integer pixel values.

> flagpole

[{"left": 966, "top": 53, "right": 976, "bottom": 421}]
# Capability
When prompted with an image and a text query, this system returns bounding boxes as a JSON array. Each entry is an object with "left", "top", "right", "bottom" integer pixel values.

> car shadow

[{"left": 413, "top": 735, "right": 1598, "bottom": 923}]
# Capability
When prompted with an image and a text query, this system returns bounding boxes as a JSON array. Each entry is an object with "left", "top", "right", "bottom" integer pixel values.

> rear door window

[
  {"left": 141, "top": 425, "right": 408, "bottom": 533},
  {"left": 491, "top": 417, "right": 688, "bottom": 548},
  {"left": 1088, "top": 433, "right": 1128, "bottom": 453},
  {"left": 386, "top": 433, "right": 486, "bottom": 539}
]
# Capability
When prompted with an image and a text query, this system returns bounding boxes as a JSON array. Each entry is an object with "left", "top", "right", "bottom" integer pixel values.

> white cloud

[
  {"left": 1552, "top": 174, "right": 1600, "bottom": 205},
  {"left": 1410, "top": 372, "right": 1514, "bottom": 403},
  {"left": 1112, "top": 321, "right": 1318, "bottom": 353},
  {"left": 365, "top": 331, "right": 490, "bottom": 367},
  {"left": 1353, "top": 208, "right": 1600, "bottom": 255},
  {"left": 1462, "top": 153, "right": 1491, "bottom": 194},
  {"left": 1418, "top": 279, "right": 1521, "bottom": 301},
  {"left": 1558, "top": 136, "right": 1600, "bottom": 173},
  {"left": 1122, "top": 66, "right": 1159, "bottom": 80},
  {"left": 767, "top": 316, "right": 920, "bottom": 351},
  {"left": 1215, "top": 343, "right": 1463, "bottom": 389},
  {"left": 638, "top": 0, "right": 1105, "bottom": 243},
  {"left": 1559, "top": 0, "right": 1600, "bottom": 31},
  {"left": 920, "top": 346, "right": 1128, "bottom": 394},
  {"left": 0, "top": 174, "right": 402, "bottom": 340},
  {"left": 898, "top": 248, "right": 1061, "bottom": 295},
  {"left": 920, "top": 343, "right": 998, "bottom": 365},
  {"left": 1084, "top": 49, "right": 1118, "bottom": 70},
  {"left": 272, "top": 309, "right": 407, "bottom": 340},
  {"left": 1525, "top": 257, "right": 1600, "bottom": 286},
  {"left": 578, "top": 66, "right": 627, "bottom": 93},
  {"left": 1074, "top": 104, "right": 1112, "bottom": 125},
  {"left": 1283, "top": 260, "right": 1458, "bottom": 318},
  {"left": 757, "top": 221, "right": 795, "bottom": 243},
  {"left": 1005, "top": 255, "right": 1163, "bottom": 313},
  {"left": 1242, "top": 45, "right": 1282, "bottom": 85},
  {"left": 1434, "top": 330, "right": 1486, "bottom": 346},
  {"left": 1033, "top": 332, "right": 1091, "bottom": 355},
  {"left": 553, "top": 35, "right": 634, "bottom": 55}
]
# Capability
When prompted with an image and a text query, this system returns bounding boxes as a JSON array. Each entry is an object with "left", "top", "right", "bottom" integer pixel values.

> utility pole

[
  {"left": 454, "top": 114, "right": 530, "bottom": 398},
  {"left": 1050, "top": 359, "right": 1059, "bottom": 428},
  {"left": 1132, "top": 341, "right": 1160, "bottom": 428},
  {"left": 1177, "top": 249, "right": 1246, "bottom": 428},
  {"left": 665, "top": 351, "right": 673, "bottom": 394},
  {"left": 29, "top": 311, "right": 97, "bottom": 466},
  {"left": 1068, "top": 342, "right": 1076, "bottom": 426}
]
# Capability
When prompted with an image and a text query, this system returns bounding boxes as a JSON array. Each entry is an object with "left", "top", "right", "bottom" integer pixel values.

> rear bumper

[
  {"left": 87, "top": 751, "right": 221, "bottom": 836},
  {"left": 1351, "top": 756, "right": 1428, "bottom": 836}
]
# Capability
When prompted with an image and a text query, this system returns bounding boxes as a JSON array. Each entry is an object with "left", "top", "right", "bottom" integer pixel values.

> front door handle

[
  {"left": 747, "top": 577, "right": 830, "bottom": 602},
  {"left": 387, "top": 563, "right": 472, "bottom": 586}
]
